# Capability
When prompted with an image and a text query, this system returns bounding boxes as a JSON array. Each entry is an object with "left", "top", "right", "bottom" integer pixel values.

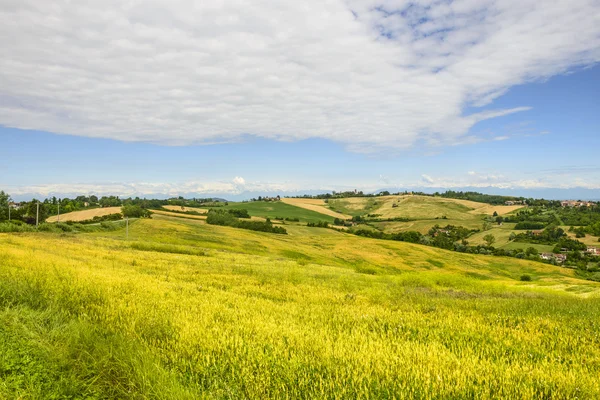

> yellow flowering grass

[{"left": 1, "top": 215, "right": 599, "bottom": 398}]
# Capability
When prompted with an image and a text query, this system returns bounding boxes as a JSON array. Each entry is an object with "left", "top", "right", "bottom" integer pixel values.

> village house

[
  {"left": 540, "top": 253, "right": 566, "bottom": 264},
  {"left": 561, "top": 200, "right": 595, "bottom": 207},
  {"left": 8, "top": 202, "right": 22, "bottom": 210},
  {"left": 586, "top": 247, "right": 600, "bottom": 256},
  {"left": 504, "top": 200, "right": 524, "bottom": 206},
  {"left": 554, "top": 254, "right": 567, "bottom": 264}
]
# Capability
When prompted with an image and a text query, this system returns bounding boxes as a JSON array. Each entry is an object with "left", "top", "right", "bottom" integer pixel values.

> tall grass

[{"left": 1, "top": 220, "right": 600, "bottom": 398}]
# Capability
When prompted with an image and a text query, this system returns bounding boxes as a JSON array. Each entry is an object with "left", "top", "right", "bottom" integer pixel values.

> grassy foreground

[{"left": 1, "top": 216, "right": 600, "bottom": 398}]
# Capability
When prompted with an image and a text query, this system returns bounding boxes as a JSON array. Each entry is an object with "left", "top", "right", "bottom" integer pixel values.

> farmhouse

[
  {"left": 554, "top": 254, "right": 567, "bottom": 263},
  {"left": 8, "top": 202, "right": 22, "bottom": 209},
  {"left": 540, "top": 253, "right": 567, "bottom": 264},
  {"left": 561, "top": 200, "right": 595, "bottom": 207},
  {"left": 586, "top": 247, "right": 600, "bottom": 256},
  {"left": 504, "top": 200, "right": 524, "bottom": 206}
]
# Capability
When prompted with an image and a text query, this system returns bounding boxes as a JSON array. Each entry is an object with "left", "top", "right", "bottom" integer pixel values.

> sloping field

[
  {"left": 150, "top": 209, "right": 207, "bottom": 220},
  {"left": 3, "top": 217, "right": 600, "bottom": 398},
  {"left": 46, "top": 206, "right": 122, "bottom": 222},
  {"left": 281, "top": 198, "right": 351, "bottom": 219},
  {"left": 561, "top": 226, "right": 600, "bottom": 246},
  {"left": 374, "top": 195, "right": 521, "bottom": 220},
  {"left": 327, "top": 197, "right": 381, "bottom": 216},
  {"left": 162, "top": 205, "right": 208, "bottom": 213},
  {"left": 212, "top": 201, "right": 336, "bottom": 223},
  {"left": 329, "top": 195, "right": 524, "bottom": 233}
]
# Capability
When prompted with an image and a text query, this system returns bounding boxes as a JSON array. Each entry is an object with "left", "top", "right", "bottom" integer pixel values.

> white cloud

[
  {"left": 421, "top": 174, "right": 435, "bottom": 184},
  {"left": 232, "top": 176, "right": 246, "bottom": 186},
  {"left": 5, "top": 177, "right": 301, "bottom": 198},
  {"left": 0, "top": 0, "right": 599, "bottom": 151}
]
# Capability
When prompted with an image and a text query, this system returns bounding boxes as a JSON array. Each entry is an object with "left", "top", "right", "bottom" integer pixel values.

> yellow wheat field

[{"left": 46, "top": 206, "right": 122, "bottom": 222}]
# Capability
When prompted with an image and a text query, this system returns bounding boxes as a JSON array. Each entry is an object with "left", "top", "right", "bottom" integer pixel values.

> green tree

[
  {"left": 24, "top": 199, "right": 49, "bottom": 224},
  {"left": 483, "top": 234, "right": 496, "bottom": 246},
  {"left": 122, "top": 205, "right": 150, "bottom": 218},
  {"left": 0, "top": 191, "right": 10, "bottom": 221},
  {"left": 526, "top": 247, "right": 539, "bottom": 256}
]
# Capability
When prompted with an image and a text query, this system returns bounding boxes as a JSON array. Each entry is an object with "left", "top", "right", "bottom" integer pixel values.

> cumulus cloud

[
  {"left": 0, "top": 0, "right": 599, "bottom": 151},
  {"left": 5, "top": 177, "right": 301, "bottom": 198},
  {"left": 232, "top": 176, "right": 246, "bottom": 186},
  {"left": 421, "top": 174, "right": 435, "bottom": 184}
]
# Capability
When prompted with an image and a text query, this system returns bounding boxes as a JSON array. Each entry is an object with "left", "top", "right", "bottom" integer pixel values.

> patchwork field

[
  {"left": 209, "top": 201, "right": 336, "bottom": 223},
  {"left": 281, "top": 198, "right": 351, "bottom": 219},
  {"left": 46, "top": 206, "right": 122, "bottom": 222},
  {"left": 1, "top": 215, "right": 600, "bottom": 398},
  {"left": 325, "top": 195, "right": 524, "bottom": 234},
  {"left": 150, "top": 209, "right": 207, "bottom": 220},
  {"left": 162, "top": 205, "right": 208, "bottom": 213}
]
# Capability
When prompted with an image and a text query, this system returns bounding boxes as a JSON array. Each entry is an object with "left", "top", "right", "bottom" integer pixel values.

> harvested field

[
  {"left": 281, "top": 198, "right": 351, "bottom": 219},
  {"left": 46, "top": 207, "right": 122, "bottom": 222},
  {"left": 163, "top": 205, "right": 208, "bottom": 213}
]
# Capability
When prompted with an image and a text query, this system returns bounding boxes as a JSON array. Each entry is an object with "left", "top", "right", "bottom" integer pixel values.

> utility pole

[
  {"left": 126, "top": 217, "right": 129, "bottom": 239},
  {"left": 36, "top": 202, "right": 40, "bottom": 228},
  {"left": 57, "top": 203, "right": 60, "bottom": 223}
]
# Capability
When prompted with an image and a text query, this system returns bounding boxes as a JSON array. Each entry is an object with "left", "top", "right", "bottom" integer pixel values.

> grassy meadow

[{"left": 1, "top": 214, "right": 600, "bottom": 398}]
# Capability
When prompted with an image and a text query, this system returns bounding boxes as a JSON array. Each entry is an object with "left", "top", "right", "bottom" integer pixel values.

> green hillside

[
  {"left": 211, "top": 201, "right": 335, "bottom": 223},
  {"left": 1, "top": 214, "right": 600, "bottom": 398}
]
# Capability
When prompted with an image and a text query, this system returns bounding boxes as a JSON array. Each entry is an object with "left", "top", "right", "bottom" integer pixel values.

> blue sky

[{"left": 1, "top": 0, "right": 599, "bottom": 199}]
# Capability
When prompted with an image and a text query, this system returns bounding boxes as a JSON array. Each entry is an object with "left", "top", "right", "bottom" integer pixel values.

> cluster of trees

[
  {"left": 249, "top": 196, "right": 281, "bottom": 202},
  {"left": 275, "top": 216, "right": 300, "bottom": 222},
  {"left": 122, "top": 205, "right": 152, "bottom": 219},
  {"left": 307, "top": 221, "right": 330, "bottom": 228},
  {"left": 226, "top": 209, "right": 251, "bottom": 218},
  {"left": 511, "top": 226, "right": 567, "bottom": 245},
  {"left": 206, "top": 209, "right": 286, "bottom": 234},
  {"left": 514, "top": 221, "right": 547, "bottom": 230},
  {"left": 438, "top": 191, "right": 524, "bottom": 205}
]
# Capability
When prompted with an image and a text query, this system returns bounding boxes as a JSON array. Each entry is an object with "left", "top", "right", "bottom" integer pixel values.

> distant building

[
  {"left": 504, "top": 200, "right": 524, "bottom": 206},
  {"left": 8, "top": 202, "right": 22, "bottom": 210},
  {"left": 540, "top": 253, "right": 566, "bottom": 264},
  {"left": 554, "top": 254, "right": 567, "bottom": 263},
  {"left": 586, "top": 247, "right": 600, "bottom": 256},
  {"left": 561, "top": 200, "right": 595, "bottom": 207}
]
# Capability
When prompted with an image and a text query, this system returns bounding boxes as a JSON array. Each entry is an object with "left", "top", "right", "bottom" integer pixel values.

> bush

[
  {"left": 0, "top": 223, "right": 35, "bottom": 232},
  {"left": 227, "top": 209, "right": 251, "bottom": 218},
  {"left": 520, "top": 274, "right": 532, "bottom": 281},
  {"left": 122, "top": 205, "right": 151, "bottom": 219},
  {"left": 206, "top": 210, "right": 286, "bottom": 234},
  {"left": 515, "top": 221, "right": 546, "bottom": 230}
]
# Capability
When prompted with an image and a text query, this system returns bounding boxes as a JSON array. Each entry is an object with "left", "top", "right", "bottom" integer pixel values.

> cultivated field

[
  {"left": 1, "top": 215, "right": 600, "bottom": 398},
  {"left": 150, "top": 209, "right": 207, "bottom": 220},
  {"left": 46, "top": 206, "right": 122, "bottom": 222},
  {"left": 210, "top": 201, "right": 336, "bottom": 223},
  {"left": 281, "top": 198, "right": 351, "bottom": 219},
  {"left": 330, "top": 195, "right": 524, "bottom": 234},
  {"left": 162, "top": 205, "right": 208, "bottom": 213}
]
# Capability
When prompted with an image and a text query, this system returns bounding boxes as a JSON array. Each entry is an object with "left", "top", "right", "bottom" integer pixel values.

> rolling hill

[{"left": 1, "top": 214, "right": 599, "bottom": 398}]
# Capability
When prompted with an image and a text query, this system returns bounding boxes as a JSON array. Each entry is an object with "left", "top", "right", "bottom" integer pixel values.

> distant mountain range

[{"left": 10, "top": 186, "right": 600, "bottom": 202}]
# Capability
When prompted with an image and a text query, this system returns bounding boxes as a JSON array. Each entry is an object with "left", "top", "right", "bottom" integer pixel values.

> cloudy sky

[{"left": 1, "top": 0, "right": 599, "bottom": 199}]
